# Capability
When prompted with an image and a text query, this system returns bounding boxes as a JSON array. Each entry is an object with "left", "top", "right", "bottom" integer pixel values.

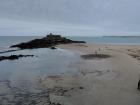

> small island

[
  {"left": 0, "top": 33, "right": 86, "bottom": 62},
  {"left": 11, "top": 33, "right": 86, "bottom": 49}
]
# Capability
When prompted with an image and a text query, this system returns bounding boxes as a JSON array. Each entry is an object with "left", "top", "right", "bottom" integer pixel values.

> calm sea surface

[{"left": 68, "top": 36, "right": 140, "bottom": 45}]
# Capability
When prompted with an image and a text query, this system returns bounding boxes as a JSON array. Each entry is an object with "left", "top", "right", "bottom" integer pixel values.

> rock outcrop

[
  {"left": 11, "top": 34, "right": 86, "bottom": 49},
  {"left": 0, "top": 55, "right": 34, "bottom": 61}
]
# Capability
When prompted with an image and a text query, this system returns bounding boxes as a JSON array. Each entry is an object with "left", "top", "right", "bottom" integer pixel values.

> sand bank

[{"left": 40, "top": 43, "right": 140, "bottom": 105}]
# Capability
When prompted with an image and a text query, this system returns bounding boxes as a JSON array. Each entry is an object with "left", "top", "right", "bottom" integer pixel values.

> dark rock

[
  {"left": 50, "top": 46, "right": 57, "bottom": 49},
  {"left": 11, "top": 33, "right": 86, "bottom": 49},
  {"left": 0, "top": 55, "right": 34, "bottom": 61},
  {"left": 0, "top": 50, "right": 19, "bottom": 54}
]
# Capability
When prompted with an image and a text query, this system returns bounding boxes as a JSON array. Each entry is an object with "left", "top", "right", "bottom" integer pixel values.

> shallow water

[
  {"left": 0, "top": 36, "right": 82, "bottom": 104},
  {"left": 0, "top": 49, "right": 80, "bottom": 104},
  {"left": 0, "top": 48, "right": 80, "bottom": 90}
]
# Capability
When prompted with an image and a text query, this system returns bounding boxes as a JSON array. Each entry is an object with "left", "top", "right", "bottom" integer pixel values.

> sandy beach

[
  {"left": 1, "top": 0, "right": 140, "bottom": 104},
  {"left": 39, "top": 43, "right": 140, "bottom": 105}
]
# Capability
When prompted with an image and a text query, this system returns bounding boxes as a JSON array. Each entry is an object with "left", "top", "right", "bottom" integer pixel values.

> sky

[{"left": 0, "top": 0, "right": 140, "bottom": 36}]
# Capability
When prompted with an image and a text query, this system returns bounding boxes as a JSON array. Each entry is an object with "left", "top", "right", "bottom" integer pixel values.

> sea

[
  {"left": 1, "top": 36, "right": 140, "bottom": 52},
  {"left": 68, "top": 36, "right": 140, "bottom": 45},
  {"left": 0, "top": 36, "right": 140, "bottom": 104}
]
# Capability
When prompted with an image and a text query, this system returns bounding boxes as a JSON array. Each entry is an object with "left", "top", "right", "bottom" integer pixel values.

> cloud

[{"left": 0, "top": 0, "right": 140, "bottom": 36}]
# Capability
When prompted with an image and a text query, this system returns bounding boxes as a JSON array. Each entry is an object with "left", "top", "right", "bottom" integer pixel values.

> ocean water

[
  {"left": 68, "top": 36, "right": 140, "bottom": 45},
  {"left": 0, "top": 36, "right": 41, "bottom": 52}
]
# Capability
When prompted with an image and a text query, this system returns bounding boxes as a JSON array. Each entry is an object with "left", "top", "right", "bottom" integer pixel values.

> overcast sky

[{"left": 0, "top": 0, "right": 140, "bottom": 36}]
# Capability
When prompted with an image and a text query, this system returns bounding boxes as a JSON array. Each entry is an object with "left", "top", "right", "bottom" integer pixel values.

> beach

[
  {"left": 39, "top": 43, "right": 140, "bottom": 105},
  {"left": 1, "top": 0, "right": 140, "bottom": 104},
  {"left": 0, "top": 36, "right": 140, "bottom": 104}
]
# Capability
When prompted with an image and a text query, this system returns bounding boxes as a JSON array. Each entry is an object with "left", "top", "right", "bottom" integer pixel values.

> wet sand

[
  {"left": 39, "top": 43, "right": 140, "bottom": 105},
  {"left": 1, "top": 43, "right": 140, "bottom": 105}
]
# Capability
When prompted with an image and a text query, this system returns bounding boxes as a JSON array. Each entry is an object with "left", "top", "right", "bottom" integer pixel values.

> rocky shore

[
  {"left": 11, "top": 34, "right": 86, "bottom": 49},
  {"left": 0, "top": 34, "right": 85, "bottom": 62},
  {"left": 0, "top": 55, "right": 34, "bottom": 61}
]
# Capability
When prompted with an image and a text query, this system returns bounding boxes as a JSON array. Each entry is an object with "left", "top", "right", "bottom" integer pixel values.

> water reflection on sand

[{"left": 0, "top": 48, "right": 80, "bottom": 105}]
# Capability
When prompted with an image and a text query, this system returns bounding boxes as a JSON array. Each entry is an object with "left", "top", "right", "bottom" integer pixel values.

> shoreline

[
  {"left": 41, "top": 43, "right": 140, "bottom": 105},
  {"left": 0, "top": 43, "right": 140, "bottom": 104},
  {"left": 86, "top": 41, "right": 140, "bottom": 45}
]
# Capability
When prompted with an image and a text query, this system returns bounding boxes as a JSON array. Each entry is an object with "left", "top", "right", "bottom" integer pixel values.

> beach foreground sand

[{"left": 41, "top": 43, "right": 140, "bottom": 105}]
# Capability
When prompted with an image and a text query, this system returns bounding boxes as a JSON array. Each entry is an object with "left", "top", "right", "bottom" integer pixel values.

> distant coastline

[{"left": 103, "top": 36, "right": 140, "bottom": 38}]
